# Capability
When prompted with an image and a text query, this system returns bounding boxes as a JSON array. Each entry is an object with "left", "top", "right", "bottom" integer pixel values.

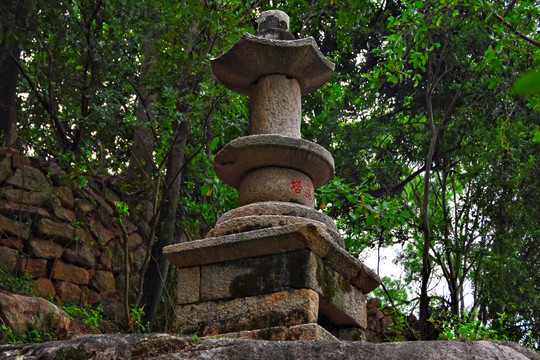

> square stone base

[{"left": 164, "top": 223, "right": 380, "bottom": 339}]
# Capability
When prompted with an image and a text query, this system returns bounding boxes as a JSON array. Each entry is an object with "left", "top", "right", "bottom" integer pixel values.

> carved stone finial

[
  {"left": 258, "top": 10, "right": 290, "bottom": 31},
  {"left": 256, "top": 10, "right": 295, "bottom": 40}
]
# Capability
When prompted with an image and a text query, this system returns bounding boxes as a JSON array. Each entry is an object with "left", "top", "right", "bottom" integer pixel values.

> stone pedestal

[{"left": 164, "top": 223, "right": 379, "bottom": 340}]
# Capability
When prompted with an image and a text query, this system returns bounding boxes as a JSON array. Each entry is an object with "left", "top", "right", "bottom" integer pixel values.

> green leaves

[{"left": 512, "top": 69, "right": 540, "bottom": 96}]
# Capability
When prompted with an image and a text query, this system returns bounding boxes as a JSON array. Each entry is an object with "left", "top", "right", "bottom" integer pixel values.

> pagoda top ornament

[{"left": 211, "top": 10, "right": 335, "bottom": 96}]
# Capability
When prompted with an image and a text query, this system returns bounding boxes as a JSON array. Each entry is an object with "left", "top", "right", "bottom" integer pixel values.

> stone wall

[{"left": 0, "top": 148, "right": 152, "bottom": 322}]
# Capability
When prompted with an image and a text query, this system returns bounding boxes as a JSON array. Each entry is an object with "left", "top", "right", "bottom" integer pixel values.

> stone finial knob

[
  {"left": 258, "top": 10, "right": 290, "bottom": 31},
  {"left": 256, "top": 10, "right": 294, "bottom": 40}
]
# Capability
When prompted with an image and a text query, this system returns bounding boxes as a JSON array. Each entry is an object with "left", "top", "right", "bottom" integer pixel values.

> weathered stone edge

[
  {"left": 163, "top": 222, "right": 381, "bottom": 293},
  {"left": 211, "top": 32, "right": 334, "bottom": 95},
  {"left": 214, "top": 134, "right": 334, "bottom": 189}
]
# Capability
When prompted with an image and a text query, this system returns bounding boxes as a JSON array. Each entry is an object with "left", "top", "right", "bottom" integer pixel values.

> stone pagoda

[{"left": 163, "top": 10, "right": 380, "bottom": 341}]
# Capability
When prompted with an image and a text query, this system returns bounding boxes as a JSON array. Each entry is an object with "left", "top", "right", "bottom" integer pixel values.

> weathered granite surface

[
  {"left": 164, "top": 223, "right": 380, "bottom": 294},
  {"left": 238, "top": 167, "right": 314, "bottom": 206},
  {"left": 213, "top": 134, "right": 334, "bottom": 189},
  {"left": 211, "top": 33, "right": 334, "bottom": 96},
  {"left": 216, "top": 201, "right": 338, "bottom": 233},
  {"left": 0, "top": 291, "right": 79, "bottom": 339},
  {"left": 174, "top": 249, "right": 366, "bottom": 333},
  {"left": 1, "top": 334, "right": 538, "bottom": 360},
  {"left": 174, "top": 289, "right": 319, "bottom": 335}
]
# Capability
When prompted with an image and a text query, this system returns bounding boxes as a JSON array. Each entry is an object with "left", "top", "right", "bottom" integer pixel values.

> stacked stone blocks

[{"left": 0, "top": 148, "right": 151, "bottom": 322}]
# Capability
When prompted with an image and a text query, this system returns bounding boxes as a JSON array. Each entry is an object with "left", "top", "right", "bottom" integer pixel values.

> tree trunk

[
  {"left": 0, "top": 43, "right": 19, "bottom": 146},
  {"left": 419, "top": 131, "right": 436, "bottom": 339},
  {"left": 418, "top": 84, "right": 440, "bottom": 338},
  {"left": 127, "top": 40, "right": 158, "bottom": 184},
  {"left": 0, "top": 0, "right": 31, "bottom": 146},
  {"left": 140, "top": 120, "right": 189, "bottom": 329}
]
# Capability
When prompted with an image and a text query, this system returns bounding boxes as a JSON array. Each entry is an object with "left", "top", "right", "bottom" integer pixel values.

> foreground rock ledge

[{"left": 1, "top": 334, "right": 538, "bottom": 360}]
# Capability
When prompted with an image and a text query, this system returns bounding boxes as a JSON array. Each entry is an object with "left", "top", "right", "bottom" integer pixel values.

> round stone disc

[
  {"left": 214, "top": 134, "right": 334, "bottom": 189},
  {"left": 207, "top": 214, "right": 344, "bottom": 248},
  {"left": 216, "top": 201, "right": 338, "bottom": 233}
]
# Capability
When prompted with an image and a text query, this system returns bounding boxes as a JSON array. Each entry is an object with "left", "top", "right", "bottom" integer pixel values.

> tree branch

[
  {"left": 493, "top": 13, "right": 540, "bottom": 48},
  {"left": 9, "top": 53, "right": 71, "bottom": 149}
]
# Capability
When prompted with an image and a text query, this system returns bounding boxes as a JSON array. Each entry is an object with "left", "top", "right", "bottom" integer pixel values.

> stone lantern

[{"left": 164, "top": 10, "right": 380, "bottom": 341}]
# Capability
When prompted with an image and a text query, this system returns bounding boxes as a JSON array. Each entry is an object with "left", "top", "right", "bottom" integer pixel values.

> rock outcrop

[
  {"left": 0, "top": 291, "right": 80, "bottom": 341},
  {"left": 0, "top": 334, "right": 538, "bottom": 360}
]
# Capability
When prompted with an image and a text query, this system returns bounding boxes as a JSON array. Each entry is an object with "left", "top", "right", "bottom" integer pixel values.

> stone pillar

[{"left": 164, "top": 10, "right": 380, "bottom": 341}]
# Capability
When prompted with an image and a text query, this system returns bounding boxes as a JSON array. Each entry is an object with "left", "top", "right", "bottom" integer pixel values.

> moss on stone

[{"left": 55, "top": 344, "right": 97, "bottom": 360}]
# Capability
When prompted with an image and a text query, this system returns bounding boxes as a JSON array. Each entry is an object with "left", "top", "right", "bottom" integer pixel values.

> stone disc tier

[
  {"left": 207, "top": 215, "right": 344, "bottom": 248},
  {"left": 216, "top": 201, "right": 338, "bottom": 232},
  {"left": 214, "top": 134, "right": 334, "bottom": 208},
  {"left": 214, "top": 134, "right": 334, "bottom": 190},
  {"left": 211, "top": 33, "right": 335, "bottom": 96},
  {"left": 209, "top": 201, "right": 344, "bottom": 248}
]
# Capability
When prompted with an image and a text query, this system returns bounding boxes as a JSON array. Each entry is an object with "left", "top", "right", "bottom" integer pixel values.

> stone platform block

[
  {"left": 197, "top": 249, "right": 365, "bottom": 327},
  {"left": 165, "top": 223, "right": 380, "bottom": 337},
  {"left": 176, "top": 267, "right": 200, "bottom": 305},
  {"left": 164, "top": 223, "right": 380, "bottom": 294},
  {"left": 175, "top": 289, "right": 318, "bottom": 336}
]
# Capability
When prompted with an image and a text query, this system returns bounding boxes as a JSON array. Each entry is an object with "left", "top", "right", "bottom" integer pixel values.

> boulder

[
  {"left": 0, "top": 291, "right": 78, "bottom": 339},
  {"left": 0, "top": 237, "right": 23, "bottom": 250},
  {"left": 127, "top": 232, "right": 144, "bottom": 248},
  {"left": 55, "top": 281, "right": 84, "bottom": 303},
  {"left": 53, "top": 206, "right": 76, "bottom": 223},
  {"left": 19, "top": 258, "right": 48, "bottom": 278},
  {"left": 35, "top": 218, "right": 75, "bottom": 245},
  {"left": 91, "top": 270, "right": 116, "bottom": 294},
  {"left": 0, "top": 246, "right": 19, "bottom": 272},
  {"left": 0, "top": 335, "right": 538, "bottom": 360},
  {"left": 32, "top": 277, "right": 56, "bottom": 298},
  {"left": 0, "top": 199, "right": 50, "bottom": 219},
  {"left": 89, "top": 218, "right": 115, "bottom": 246},
  {"left": 10, "top": 153, "right": 31, "bottom": 168},
  {"left": 74, "top": 199, "right": 93, "bottom": 217},
  {"left": 57, "top": 186, "right": 74, "bottom": 210},
  {"left": 46, "top": 160, "right": 68, "bottom": 186},
  {"left": 1, "top": 188, "right": 47, "bottom": 206},
  {"left": 62, "top": 245, "right": 96, "bottom": 268},
  {"left": 0, "top": 155, "right": 12, "bottom": 184}
]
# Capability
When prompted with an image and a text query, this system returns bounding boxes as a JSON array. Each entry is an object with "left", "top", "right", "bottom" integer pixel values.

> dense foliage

[{"left": 1, "top": 0, "right": 538, "bottom": 347}]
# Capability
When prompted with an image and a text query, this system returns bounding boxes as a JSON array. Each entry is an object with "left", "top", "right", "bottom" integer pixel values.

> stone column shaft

[{"left": 250, "top": 74, "right": 302, "bottom": 138}]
